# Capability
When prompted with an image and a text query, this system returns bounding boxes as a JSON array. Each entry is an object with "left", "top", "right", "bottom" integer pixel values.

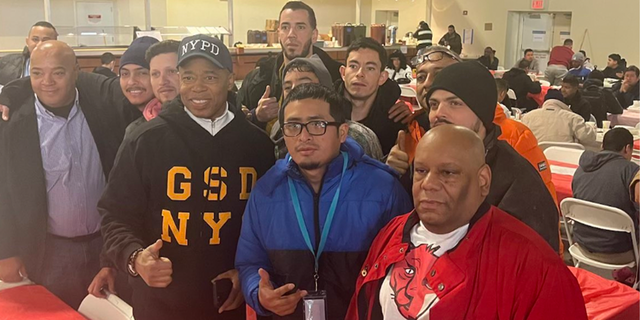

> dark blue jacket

[{"left": 236, "top": 138, "right": 412, "bottom": 320}]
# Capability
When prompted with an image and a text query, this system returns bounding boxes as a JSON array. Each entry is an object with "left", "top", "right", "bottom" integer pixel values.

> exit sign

[{"left": 531, "top": 0, "right": 545, "bottom": 9}]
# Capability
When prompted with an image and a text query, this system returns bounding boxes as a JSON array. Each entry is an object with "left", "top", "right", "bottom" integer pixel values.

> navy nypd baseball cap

[{"left": 177, "top": 34, "right": 233, "bottom": 73}]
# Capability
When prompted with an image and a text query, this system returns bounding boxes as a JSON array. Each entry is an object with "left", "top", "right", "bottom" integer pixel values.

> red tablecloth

[
  {"left": 569, "top": 267, "right": 640, "bottom": 320},
  {"left": 527, "top": 85, "right": 551, "bottom": 108},
  {"left": 549, "top": 160, "right": 578, "bottom": 203},
  {"left": 0, "top": 285, "right": 85, "bottom": 319}
]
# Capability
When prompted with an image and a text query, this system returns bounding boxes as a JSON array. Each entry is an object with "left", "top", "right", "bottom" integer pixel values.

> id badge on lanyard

[
  {"left": 287, "top": 152, "right": 348, "bottom": 320},
  {"left": 303, "top": 290, "right": 328, "bottom": 320}
]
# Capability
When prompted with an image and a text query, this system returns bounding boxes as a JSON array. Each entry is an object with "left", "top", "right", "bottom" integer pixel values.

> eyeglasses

[
  {"left": 415, "top": 50, "right": 463, "bottom": 65},
  {"left": 282, "top": 120, "right": 341, "bottom": 137}
]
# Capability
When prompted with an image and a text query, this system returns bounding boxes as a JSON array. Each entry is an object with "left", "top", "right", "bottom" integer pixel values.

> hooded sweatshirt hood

[
  {"left": 283, "top": 55, "right": 333, "bottom": 89},
  {"left": 578, "top": 150, "right": 627, "bottom": 172}
]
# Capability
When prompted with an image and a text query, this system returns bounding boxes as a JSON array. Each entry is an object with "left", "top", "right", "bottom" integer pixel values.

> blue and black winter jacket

[{"left": 236, "top": 138, "right": 412, "bottom": 320}]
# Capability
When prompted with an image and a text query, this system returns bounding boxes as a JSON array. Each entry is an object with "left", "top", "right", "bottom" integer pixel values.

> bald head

[
  {"left": 412, "top": 125, "right": 491, "bottom": 234},
  {"left": 30, "top": 41, "right": 79, "bottom": 109}
]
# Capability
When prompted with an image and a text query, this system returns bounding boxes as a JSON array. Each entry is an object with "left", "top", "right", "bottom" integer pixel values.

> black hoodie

[
  {"left": 336, "top": 78, "right": 407, "bottom": 155},
  {"left": 582, "top": 79, "right": 623, "bottom": 127},
  {"left": 572, "top": 151, "right": 639, "bottom": 253},
  {"left": 99, "top": 98, "right": 275, "bottom": 320}
]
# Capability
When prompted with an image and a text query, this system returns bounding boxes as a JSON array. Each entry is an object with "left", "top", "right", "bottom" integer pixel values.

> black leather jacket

[{"left": 0, "top": 47, "right": 29, "bottom": 85}]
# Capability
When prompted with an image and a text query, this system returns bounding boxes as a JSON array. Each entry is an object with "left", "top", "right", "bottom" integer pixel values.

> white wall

[
  {"left": 0, "top": 0, "right": 45, "bottom": 50},
  {"left": 429, "top": 0, "right": 640, "bottom": 68}
]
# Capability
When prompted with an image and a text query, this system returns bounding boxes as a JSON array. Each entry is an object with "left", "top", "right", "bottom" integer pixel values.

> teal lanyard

[{"left": 287, "top": 151, "right": 348, "bottom": 291}]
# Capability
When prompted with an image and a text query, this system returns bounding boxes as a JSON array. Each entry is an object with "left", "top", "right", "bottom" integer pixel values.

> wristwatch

[{"left": 127, "top": 248, "right": 144, "bottom": 277}]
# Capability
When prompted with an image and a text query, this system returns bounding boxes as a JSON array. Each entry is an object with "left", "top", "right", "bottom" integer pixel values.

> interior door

[
  {"left": 75, "top": 1, "right": 116, "bottom": 46},
  {"left": 521, "top": 13, "right": 553, "bottom": 73}
]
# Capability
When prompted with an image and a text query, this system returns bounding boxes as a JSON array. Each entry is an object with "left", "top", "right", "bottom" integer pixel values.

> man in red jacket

[{"left": 346, "top": 124, "right": 587, "bottom": 320}]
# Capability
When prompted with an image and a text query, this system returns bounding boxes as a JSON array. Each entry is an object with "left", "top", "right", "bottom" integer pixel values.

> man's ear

[
  {"left": 227, "top": 72, "right": 236, "bottom": 91},
  {"left": 339, "top": 65, "right": 346, "bottom": 81},
  {"left": 312, "top": 29, "right": 318, "bottom": 44},
  {"left": 378, "top": 69, "right": 389, "bottom": 86},
  {"left": 338, "top": 122, "right": 349, "bottom": 143},
  {"left": 478, "top": 164, "right": 492, "bottom": 197}
]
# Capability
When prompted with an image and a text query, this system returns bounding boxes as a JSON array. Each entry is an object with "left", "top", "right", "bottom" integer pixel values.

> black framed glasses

[{"left": 282, "top": 120, "right": 342, "bottom": 137}]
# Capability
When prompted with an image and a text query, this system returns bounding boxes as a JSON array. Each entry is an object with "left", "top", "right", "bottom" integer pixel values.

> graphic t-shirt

[{"left": 379, "top": 222, "right": 469, "bottom": 319}]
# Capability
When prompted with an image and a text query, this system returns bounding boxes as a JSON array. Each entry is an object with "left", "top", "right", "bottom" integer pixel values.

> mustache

[
  {"left": 126, "top": 87, "right": 146, "bottom": 92},
  {"left": 434, "top": 118, "right": 453, "bottom": 126}
]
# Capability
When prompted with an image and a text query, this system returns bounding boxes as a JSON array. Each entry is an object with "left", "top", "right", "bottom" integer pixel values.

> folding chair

[
  {"left": 543, "top": 146, "right": 585, "bottom": 165},
  {"left": 561, "top": 198, "right": 639, "bottom": 289}
]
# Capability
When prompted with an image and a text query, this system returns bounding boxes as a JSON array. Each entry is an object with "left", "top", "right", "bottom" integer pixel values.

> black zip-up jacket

[
  {"left": 335, "top": 78, "right": 407, "bottom": 155},
  {"left": 565, "top": 91, "right": 593, "bottom": 122},
  {"left": 99, "top": 98, "right": 275, "bottom": 320},
  {"left": 237, "top": 47, "right": 343, "bottom": 129},
  {"left": 0, "top": 47, "right": 29, "bottom": 85}
]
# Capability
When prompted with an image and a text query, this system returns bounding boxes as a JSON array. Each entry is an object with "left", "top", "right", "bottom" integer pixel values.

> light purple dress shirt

[{"left": 35, "top": 90, "right": 105, "bottom": 238}]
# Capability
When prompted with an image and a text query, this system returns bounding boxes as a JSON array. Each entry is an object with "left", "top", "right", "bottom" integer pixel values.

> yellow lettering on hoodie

[
  {"left": 239, "top": 167, "right": 258, "bottom": 200},
  {"left": 203, "top": 167, "right": 227, "bottom": 201},
  {"left": 167, "top": 166, "right": 192, "bottom": 200},
  {"left": 161, "top": 210, "right": 190, "bottom": 245},
  {"left": 203, "top": 212, "right": 231, "bottom": 245}
]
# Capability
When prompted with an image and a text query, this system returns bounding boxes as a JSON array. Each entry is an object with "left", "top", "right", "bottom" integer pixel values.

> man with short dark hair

[
  {"left": 272, "top": 56, "right": 383, "bottom": 160},
  {"left": 100, "top": 35, "right": 275, "bottom": 320},
  {"left": 561, "top": 75, "right": 592, "bottom": 121},
  {"left": 347, "top": 125, "right": 587, "bottom": 320},
  {"left": 603, "top": 53, "right": 626, "bottom": 79},
  {"left": 502, "top": 58, "right": 542, "bottom": 112},
  {"left": 238, "top": 1, "right": 343, "bottom": 132},
  {"left": 514, "top": 48, "right": 540, "bottom": 73},
  {"left": 437, "top": 25, "right": 462, "bottom": 54},
  {"left": 613, "top": 66, "right": 640, "bottom": 109},
  {"left": 582, "top": 70, "right": 623, "bottom": 127},
  {"left": 572, "top": 128, "right": 639, "bottom": 264},
  {"left": 545, "top": 38, "right": 574, "bottom": 86},
  {"left": 336, "top": 37, "right": 409, "bottom": 155},
  {"left": 0, "top": 21, "right": 58, "bottom": 84},
  {"left": 236, "top": 83, "right": 411, "bottom": 320},
  {"left": 93, "top": 52, "right": 118, "bottom": 78}
]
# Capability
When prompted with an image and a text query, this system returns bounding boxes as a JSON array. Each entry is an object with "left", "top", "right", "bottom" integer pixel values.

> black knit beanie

[
  {"left": 544, "top": 89, "right": 564, "bottom": 102},
  {"left": 425, "top": 61, "right": 497, "bottom": 131},
  {"left": 119, "top": 36, "right": 159, "bottom": 71}
]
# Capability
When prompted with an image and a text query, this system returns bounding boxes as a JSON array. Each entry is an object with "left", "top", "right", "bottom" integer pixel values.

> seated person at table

[
  {"left": 387, "top": 55, "right": 561, "bottom": 252},
  {"left": 561, "top": 75, "right": 592, "bottom": 122},
  {"left": 346, "top": 125, "right": 587, "bottom": 320},
  {"left": 567, "top": 52, "right": 591, "bottom": 83},
  {"left": 582, "top": 70, "right": 624, "bottom": 127},
  {"left": 514, "top": 48, "right": 540, "bottom": 74},
  {"left": 502, "top": 59, "right": 541, "bottom": 112},
  {"left": 495, "top": 79, "right": 512, "bottom": 117},
  {"left": 579, "top": 50, "right": 594, "bottom": 71},
  {"left": 602, "top": 53, "right": 626, "bottom": 79},
  {"left": 271, "top": 55, "right": 383, "bottom": 160},
  {"left": 522, "top": 90, "right": 597, "bottom": 147},
  {"left": 572, "top": 128, "right": 639, "bottom": 265},
  {"left": 613, "top": 66, "right": 640, "bottom": 109},
  {"left": 477, "top": 46, "right": 499, "bottom": 70},
  {"left": 385, "top": 50, "right": 413, "bottom": 82}
]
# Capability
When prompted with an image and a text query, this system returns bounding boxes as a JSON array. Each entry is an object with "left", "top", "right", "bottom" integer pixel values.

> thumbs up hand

[
  {"left": 255, "top": 85, "right": 280, "bottom": 123},
  {"left": 136, "top": 239, "right": 173, "bottom": 288},
  {"left": 386, "top": 130, "right": 410, "bottom": 176}
]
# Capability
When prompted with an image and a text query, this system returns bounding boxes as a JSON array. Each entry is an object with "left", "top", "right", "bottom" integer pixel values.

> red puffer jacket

[{"left": 346, "top": 203, "right": 587, "bottom": 320}]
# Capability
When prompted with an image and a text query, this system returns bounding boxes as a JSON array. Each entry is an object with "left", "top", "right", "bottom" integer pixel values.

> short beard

[
  {"left": 298, "top": 161, "right": 322, "bottom": 170},
  {"left": 471, "top": 119, "right": 482, "bottom": 133},
  {"left": 282, "top": 38, "right": 313, "bottom": 61}
]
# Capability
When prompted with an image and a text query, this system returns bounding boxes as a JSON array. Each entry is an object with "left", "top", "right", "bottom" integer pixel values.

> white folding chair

[
  {"left": 0, "top": 278, "right": 33, "bottom": 291},
  {"left": 561, "top": 198, "right": 639, "bottom": 289},
  {"left": 543, "top": 146, "right": 585, "bottom": 165},
  {"left": 507, "top": 89, "right": 517, "bottom": 100},
  {"left": 400, "top": 86, "right": 417, "bottom": 98},
  {"left": 539, "top": 141, "right": 585, "bottom": 152}
]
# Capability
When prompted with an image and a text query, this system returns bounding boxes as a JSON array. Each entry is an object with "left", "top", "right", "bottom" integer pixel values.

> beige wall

[
  {"left": 429, "top": 0, "right": 639, "bottom": 68},
  {"left": 0, "top": 0, "right": 45, "bottom": 50},
  {"left": 370, "top": 0, "right": 427, "bottom": 39}
]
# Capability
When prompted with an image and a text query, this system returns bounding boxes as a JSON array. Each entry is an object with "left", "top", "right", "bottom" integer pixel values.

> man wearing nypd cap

[{"left": 99, "top": 34, "right": 275, "bottom": 320}]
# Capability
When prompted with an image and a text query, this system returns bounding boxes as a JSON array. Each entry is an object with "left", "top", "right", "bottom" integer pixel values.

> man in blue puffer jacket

[{"left": 236, "top": 83, "right": 412, "bottom": 320}]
